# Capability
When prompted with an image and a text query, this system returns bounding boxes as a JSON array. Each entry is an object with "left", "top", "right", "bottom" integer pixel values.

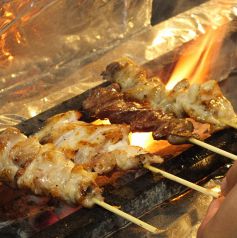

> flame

[
  {"left": 92, "top": 119, "right": 169, "bottom": 153},
  {"left": 129, "top": 132, "right": 171, "bottom": 153},
  {"left": 129, "top": 132, "right": 154, "bottom": 149},
  {"left": 92, "top": 119, "right": 111, "bottom": 125},
  {"left": 91, "top": 119, "right": 158, "bottom": 151},
  {"left": 166, "top": 25, "right": 227, "bottom": 90}
]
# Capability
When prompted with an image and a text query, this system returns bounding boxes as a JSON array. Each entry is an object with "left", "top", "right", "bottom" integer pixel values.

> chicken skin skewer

[
  {"left": 0, "top": 127, "right": 161, "bottom": 233},
  {"left": 35, "top": 111, "right": 163, "bottom": 174},
  {"left": 0, "top": 127, "right": 102, "bottom": 207}
]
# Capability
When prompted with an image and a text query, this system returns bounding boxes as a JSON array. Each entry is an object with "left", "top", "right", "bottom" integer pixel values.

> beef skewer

[
  {"left": 82, "top": 83, "right": 195, "bottom": 143},
  {"left": 83, "top": 83, "right": 237, "bottom": 161},
  {"left": 0, "top": 127, "right": 160, "bottom": 234}
]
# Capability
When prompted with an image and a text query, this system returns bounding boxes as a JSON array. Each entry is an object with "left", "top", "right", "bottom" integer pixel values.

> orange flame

[
  {"left": 129, "top": 132, "right": 171, "bottom": 153},
  {"left": 166, "top": 25, "right": 227, "bottom": 90},
  {"left": 92, "top": 119, "right": 111, "bottom": 125}
]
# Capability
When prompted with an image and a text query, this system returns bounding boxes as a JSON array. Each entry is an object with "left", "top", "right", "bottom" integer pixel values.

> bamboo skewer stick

[
  {"left": 189, "top": 137, "right": 237, "bottom": 161},
  {"left": 92, "top": 198, "right": 160, "bottom": 234},
  {"left": 144, "top": 164, "right": 220, "bottom": 199}
]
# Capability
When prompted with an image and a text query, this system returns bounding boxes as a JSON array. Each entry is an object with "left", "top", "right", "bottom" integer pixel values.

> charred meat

[{"left": 83, "top": 83, "right": 194, "bottom": 141}]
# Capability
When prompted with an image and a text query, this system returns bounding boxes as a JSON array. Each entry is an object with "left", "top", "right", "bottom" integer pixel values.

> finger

[
  {"left": 197, "top": 197, "right": 224, "bottom": 238},
  {"left": 198, "top": 183, "right": 237, "bottom": 238},
  {"left": 221, "top": 161, "right": 237, "bottom": 196}
]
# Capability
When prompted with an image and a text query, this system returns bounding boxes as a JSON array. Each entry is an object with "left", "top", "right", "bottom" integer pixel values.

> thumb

[{"left": 197, "top": 196, "right": 224, "bottom": 238}]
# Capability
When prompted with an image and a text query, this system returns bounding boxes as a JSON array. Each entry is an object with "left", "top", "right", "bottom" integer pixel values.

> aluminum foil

[
  {"left": 0, "top": 0, "right": 237, "bottom": 130},
  {"left": 0, "top": 0, "right": 152, "bottom": 128}
]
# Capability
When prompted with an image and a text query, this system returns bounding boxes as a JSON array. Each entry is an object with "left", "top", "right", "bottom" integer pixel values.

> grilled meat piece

[
  {"left": 36, "top": 110, "right": 82, "bottom": 144},
  {"left": 0, "top": 127, "right": 102, "bottom": 207},
  {"left": 102, "top": 58, "right": 237, "bottom": 128},
  {"left": 34, "top": 111, "right": 163, "bottom": 174},
  {"left": 0, "top": 127, "right": 27, "bottom": 186},
  {"left": 101, "top": 58, "right": 167, "bottom": 109},
  {"left": 173, "top": 80, "right": 237, "bottom": 128},
  {"left": 83, "top": 84, "right": 194, "bottom": 141}
]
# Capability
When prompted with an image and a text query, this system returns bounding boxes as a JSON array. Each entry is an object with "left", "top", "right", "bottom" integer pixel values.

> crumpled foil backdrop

[
  {"left": 0, "top": 0, "right": 237, "bottom": 129},
  {"left": 0, "top": 0, "right": 152, "bottom": 128}
]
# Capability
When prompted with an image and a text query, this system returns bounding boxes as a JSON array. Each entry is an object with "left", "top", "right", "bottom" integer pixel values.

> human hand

[{"left": 197, "top": 161, "right": 237, "bottom": 238}]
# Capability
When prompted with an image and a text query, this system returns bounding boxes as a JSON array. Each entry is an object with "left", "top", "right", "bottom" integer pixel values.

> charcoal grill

[{"left": 0, "top": 1, "right": 237, "bottom": 238}]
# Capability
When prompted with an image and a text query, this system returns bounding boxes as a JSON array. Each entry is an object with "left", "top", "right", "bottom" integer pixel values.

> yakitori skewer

[
  {"left": 82, "top": 80, "right": 237, "bottom": 161},
  {"left": 0, "top": 127, "right": 160, "bottom": 234},
  {"left": 101, "top": 58, "right": 237, "bottom": 132},
  {"left": 96, "top": 58, "right": 237, "bottom": 155},
  {"left": 32, "top": 111, "right": 232, "bottom": 199},
  {"left": 144, "top": 164, "right": 220, "bottom": 198}
]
